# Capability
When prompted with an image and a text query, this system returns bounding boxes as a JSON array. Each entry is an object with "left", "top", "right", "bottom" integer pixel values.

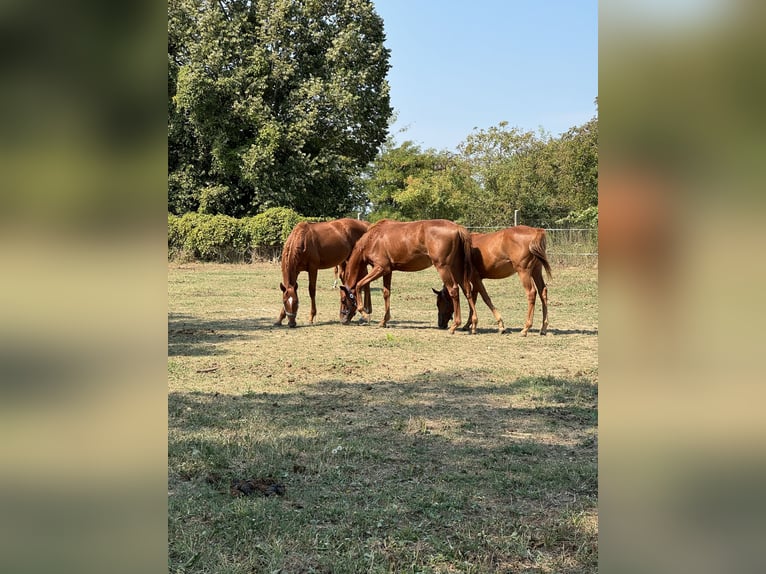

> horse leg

[
  {"left": 460, "top": 292, "right": 474, "bottom": 331},
  {"left": 447, "top": 283, "right": 462, "bottom": 334},
  {"left": 332, "top": 265, "right": 340, "bottom": 289},
  {"left": 459, "top": 277, "right": 476, "bottom": 331},
  {"left": 531, "top": 265, "right": 549, "bottom": 335},
  {"left": 362, "top": 283, "right": 372, "bottom": 315},
  {"left": 458, "top": 268, "right": 479, "bottom": 335},
  {"left": 379, "top": 273, "right": 391, "bottom": 327},
  {"left": 519, "top": 271, "right": 537, "bottom": 337},
  {"left": 275, "top": 307, "right": 286, "bottom": 326},
  {"left": 354, "top": 265, "right": 387, "bottom": 322},
  {"left": 463, "top": 279, "right": 479, "bottom": 335},
  {"left": 356, "top": 263, "right": 372, "bottom": 314},
  {"left": 308, "top": 268, "right": 318, "bottom": 324},
  {"left": 473, "top": 275, "right": 505, "bottom": 333},
  {"left": 437, "top": 264, "right": 477, "bottom": 334}
]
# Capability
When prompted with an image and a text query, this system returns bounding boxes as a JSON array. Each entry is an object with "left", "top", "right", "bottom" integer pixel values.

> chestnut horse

[
  {"left": 433, "top": 225, "right": 552, "bottom": 336},
  {"left": 275, "top": 218, "right": 370, "bottom": 327},
  {"left": 339, "top": 219, "right": 478, "bottom": 334}
]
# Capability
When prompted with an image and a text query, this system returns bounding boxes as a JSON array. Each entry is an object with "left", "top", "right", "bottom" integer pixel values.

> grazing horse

[
  {"left": 339, "top": 219, "right": 478, "bottom": 334},
  {"left": 275, "top": 218, "right": 371, "bottom": 327},
  {"left": 433, "top": 226, "right": 552, "bottom": 336}
]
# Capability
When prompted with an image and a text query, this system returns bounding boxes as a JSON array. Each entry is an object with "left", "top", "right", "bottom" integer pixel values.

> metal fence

[{"left": 466, "top": 227, "right": 598, "bottom": 267}]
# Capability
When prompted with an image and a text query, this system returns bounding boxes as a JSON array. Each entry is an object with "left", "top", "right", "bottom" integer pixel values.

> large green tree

[
  {"left": 457, "top": 123, "right": 558, "bottom": 226},
  {"left": 168, "top": 0, "right": 392, "bottom": 217},
  {"left": 362, "top": 115, "right": 598, "bottom": 227},
  {"left": 553, "top": 114, "right": 598, "bottom": 218},
  {"left": 362, "top": 141, "right": 477, "bottom": 222},
  {"left": 456, "top": 118, "right": 598, "bottom": 227}
]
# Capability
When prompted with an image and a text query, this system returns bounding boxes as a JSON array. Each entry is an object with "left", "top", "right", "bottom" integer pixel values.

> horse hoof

[
  {"left": 288, "top": 323, "right": 296, "bottom": 329},
  {"left": 520, "top": 331, "right": 528, "bottom": 337}
]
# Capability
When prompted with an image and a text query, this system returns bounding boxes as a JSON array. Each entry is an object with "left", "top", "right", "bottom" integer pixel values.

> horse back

[
  {"left": 304, "top": 218, "right": 370, "bottom": 269},
  {"left": 467, "top": 226, "right": 550, "bottom": 278}
]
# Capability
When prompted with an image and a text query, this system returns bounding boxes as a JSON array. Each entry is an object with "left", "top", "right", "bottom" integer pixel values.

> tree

[
  {"left": 363, "top": 141, "right": 477, "bottom": 222},
  {"left": 554, "top": 114, "right": 598, "bottom": 214},
  {"left": 458, "top": 123, "right": 558, "bottom": 226},
  {"left": 168, "top": 0, "right": 392, "bottom": 217},
  {"left": 456, "top": 117, "right": 598, "bottom": 227}
]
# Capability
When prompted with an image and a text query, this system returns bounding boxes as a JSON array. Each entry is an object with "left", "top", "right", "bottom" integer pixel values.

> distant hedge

[{"left": 168, "top": 207, "right": 320, "bottom": 262}]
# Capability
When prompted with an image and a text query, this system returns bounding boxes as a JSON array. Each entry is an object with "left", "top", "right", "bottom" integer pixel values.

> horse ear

[
  {"left": 432, "top": 288, "right": 441, "bottom": 295},
  {"left": 339, "top": 285, "right": 350, "bottom": 296},
  {"left": 280, "top": 283, "right": 286, "bottom": 292}
]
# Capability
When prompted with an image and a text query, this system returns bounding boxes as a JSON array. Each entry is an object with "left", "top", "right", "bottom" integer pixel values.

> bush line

[{"left": 168, "top": 207, "right": 322, "bottom": 263}]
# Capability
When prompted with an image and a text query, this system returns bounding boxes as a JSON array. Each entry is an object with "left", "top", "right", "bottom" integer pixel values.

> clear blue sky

[{"left": 372, "top": 0, "right": 598, "bottom": 152}]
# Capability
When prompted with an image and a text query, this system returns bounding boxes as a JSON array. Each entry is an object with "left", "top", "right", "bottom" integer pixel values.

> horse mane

[
  {"left": 366, "top": 219, "right": 390, "bottom": 234},
  {"left": 282, "top": 221, "right": 309, "bottom": 282},
  {"left": 353, "top": 219, "right": 386, "bottom": 250}
]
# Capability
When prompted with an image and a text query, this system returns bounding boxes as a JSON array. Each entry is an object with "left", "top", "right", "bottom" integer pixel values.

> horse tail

[
  {"left": 458, "top": 226, "right": 474, "bottom": 295},
  {"left": 529, "top": 228, "right": 553, "bottom": 281}
]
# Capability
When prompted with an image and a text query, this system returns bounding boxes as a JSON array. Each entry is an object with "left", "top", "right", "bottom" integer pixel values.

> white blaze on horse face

[{"left": 287, "top": 296, "right": 294, "bottom": 307}]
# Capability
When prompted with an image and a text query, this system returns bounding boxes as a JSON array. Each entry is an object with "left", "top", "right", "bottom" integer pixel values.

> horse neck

[
  {"left": 350, "top": 220, "right": 370, "bottom": 239},
  {"left": 344, "top": 246, "right": 366, "bottom": 289},
  {"left": 281, "top": 260, "right": 299, "bottom": 287},
  {"left": 281, "top": 232, "right": 302, "bottom": 287}
]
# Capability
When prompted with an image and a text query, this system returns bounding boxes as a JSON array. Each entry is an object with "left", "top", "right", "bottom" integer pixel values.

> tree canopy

[
  {"left": 168, "top": 1, "right": 597, "bottom": 226},
  {"left": 363, "top": 113, "right": 598, "bottom": 227},
  {"left": 168, "top": 0, "right": 392, "bottom": 217}
]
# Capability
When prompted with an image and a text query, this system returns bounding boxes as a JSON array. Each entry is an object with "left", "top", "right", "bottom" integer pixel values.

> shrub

[
  {"left": 168, "top": 207, "right": 314, "bottom": 263},
  {"left": 190, "top": 214, "right": 249, "bottom": 261},
  {"left": 245, "top": 207, "right": 305, "bottom": 249},
  {"left": 555, "top": 206, "right": 598, "bottom": 229}
]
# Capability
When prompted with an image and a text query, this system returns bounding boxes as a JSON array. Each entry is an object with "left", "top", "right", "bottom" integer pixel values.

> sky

[{"left": 372, "top": 0, "right": 598, "bottom": 152}]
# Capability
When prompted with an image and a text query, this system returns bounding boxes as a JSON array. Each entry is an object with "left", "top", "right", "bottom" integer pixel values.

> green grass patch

[{"left": 169, "top": 263, "right": 598, "bottom": 572}]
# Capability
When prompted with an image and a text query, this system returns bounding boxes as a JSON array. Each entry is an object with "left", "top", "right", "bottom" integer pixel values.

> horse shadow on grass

[
  {"left": 168, "top": 312, "right": 278, "bottom": 356},
  {"left": 544, "top": 328, "right": 598, "bottom": 336}
]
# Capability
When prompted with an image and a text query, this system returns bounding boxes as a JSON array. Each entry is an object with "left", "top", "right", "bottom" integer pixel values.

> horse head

[
  {"left": 280, "top": 282, "right": 299, "bottom": 327},
  {"left": 339, "top": 285, "right": 358, "bottom": 324},
  {"left": 432, "top": 286, "right": 454, "bottom": 330}
]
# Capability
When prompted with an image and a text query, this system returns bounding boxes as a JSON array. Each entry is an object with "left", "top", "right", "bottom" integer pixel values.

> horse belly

[
  {"left": 394, "top": 254, "right": 432, "bottom": 272},
  {"left": 482, "top": 260, "right": 515, "bottom": 279}
]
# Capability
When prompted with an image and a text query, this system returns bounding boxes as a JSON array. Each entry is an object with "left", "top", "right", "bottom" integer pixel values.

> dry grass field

[{"left": 168, "top": 262, "right": 598, "bottom": 573}]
